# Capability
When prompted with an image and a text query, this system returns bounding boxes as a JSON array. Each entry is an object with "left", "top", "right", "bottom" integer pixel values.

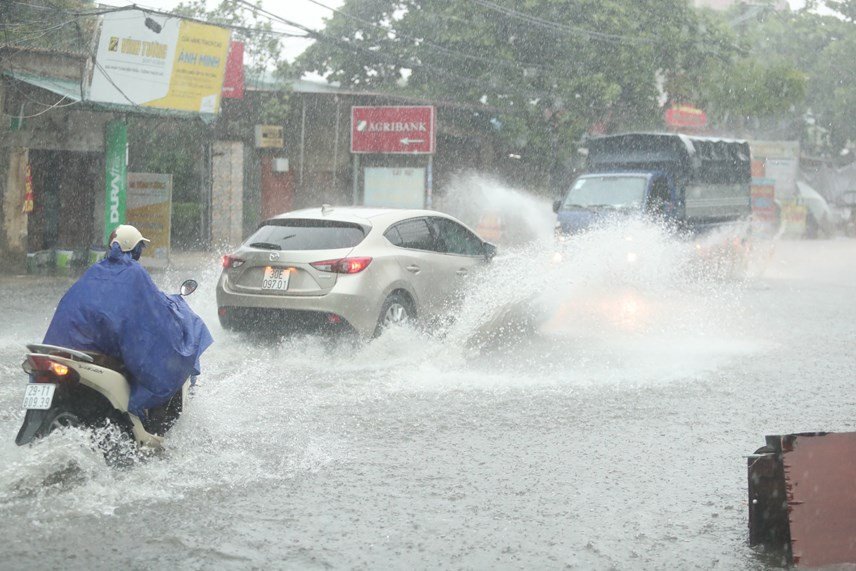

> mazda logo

[{"left": 269, "top": 252, "right": 280, "bottom": 261}]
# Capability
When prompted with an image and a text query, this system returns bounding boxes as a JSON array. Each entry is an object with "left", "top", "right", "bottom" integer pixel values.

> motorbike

[{"left": 15, "top": 279, "right": 200, "bottom": 454}]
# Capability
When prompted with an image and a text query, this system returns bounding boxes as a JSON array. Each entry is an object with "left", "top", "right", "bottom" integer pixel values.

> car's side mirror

[
  {"left": 180, "top": 279, "right": 198, "bottom": 296},
  {"left": 483, "top": 242, "right": 497, "bottom": 261},
  {"left": 552, "top": 200, "right": 562, "bottom": 213}
]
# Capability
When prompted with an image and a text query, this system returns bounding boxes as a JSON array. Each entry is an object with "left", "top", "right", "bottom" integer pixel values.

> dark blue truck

[{"left": 553, "top": 133, "right": 752, "bottom": 237}]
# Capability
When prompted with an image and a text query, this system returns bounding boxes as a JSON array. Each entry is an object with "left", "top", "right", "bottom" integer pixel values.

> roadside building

[{"left": 1, "top": 9, "right": 510, "bottom": 272}]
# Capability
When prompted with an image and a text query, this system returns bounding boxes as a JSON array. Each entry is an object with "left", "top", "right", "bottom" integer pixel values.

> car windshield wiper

[
  {"left": 588, "top": 204, "right": 619, "bottom": 210},
  {"left": 562, "top": 203, "right": 593, "bottom": 210},
  {"left": 248, "top": 242, "right": 282, "bottom": 250}
]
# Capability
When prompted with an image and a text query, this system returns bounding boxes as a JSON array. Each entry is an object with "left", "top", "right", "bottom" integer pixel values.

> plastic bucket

[
  {"left": 26, "top": 252, "right": 37, "bottom": 274},
  {"left": 88, "top": 248, "right": 104, "bottom": 265},
  {"left": 27, "top": 250, "right": 54, "bottom": 274},
  {"left": 55, "top": 250, "right": 74, "bottom": 274}
]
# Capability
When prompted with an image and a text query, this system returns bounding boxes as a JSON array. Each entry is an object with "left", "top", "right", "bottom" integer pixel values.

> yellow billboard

[
  {"left": 126, "top": 173, "right": 172, "bottom": 268},
  {"left": 147, "top": 21, "right": 230, "bottom": 113},
  {"left": 90, "top": 11, "right": 230, "bottom": 114}
]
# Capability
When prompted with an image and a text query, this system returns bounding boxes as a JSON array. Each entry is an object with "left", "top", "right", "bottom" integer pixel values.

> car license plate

[
  {"left": 262, "top": 266, "right": 290, "bottom": 291},
  {"left": 22, "top": 383, "right": 56, "bottom": 410}
]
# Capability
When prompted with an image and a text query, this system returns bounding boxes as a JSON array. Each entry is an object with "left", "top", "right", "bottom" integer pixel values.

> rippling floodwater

[{"left": 1, "top": 215, "right": 855, "bottom": 569}]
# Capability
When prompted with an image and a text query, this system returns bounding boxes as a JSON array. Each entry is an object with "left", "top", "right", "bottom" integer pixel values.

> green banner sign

[{"left": 104, "top": 120, "right": 128, "bottom": 244}]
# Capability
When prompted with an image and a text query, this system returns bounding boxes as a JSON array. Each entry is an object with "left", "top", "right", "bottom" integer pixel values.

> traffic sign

[{"left": 351, "top": 106, "right": 435, "bottom": 154}]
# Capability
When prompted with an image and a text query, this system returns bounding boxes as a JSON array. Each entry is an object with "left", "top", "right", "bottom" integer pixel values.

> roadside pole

[
  {"left": 352, "top": 154, "right": 360, "bottom": 205},
  {"left": 426, "top": 155, "right": 433, "bottom": 209}
]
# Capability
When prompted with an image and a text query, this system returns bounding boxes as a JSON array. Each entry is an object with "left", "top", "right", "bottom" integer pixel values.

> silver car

[{"left": 216, "top": 206, "right": 497, "bottom": 337}]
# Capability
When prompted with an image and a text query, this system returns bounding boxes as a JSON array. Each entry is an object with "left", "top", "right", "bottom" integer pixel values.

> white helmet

[{"left": 110, "top": 224, "right": 150, "bottom": 252}]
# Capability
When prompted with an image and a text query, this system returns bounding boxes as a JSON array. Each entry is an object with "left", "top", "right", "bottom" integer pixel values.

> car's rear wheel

[{"left": 375, "top": 293, "right": 412, "bottom": 337}]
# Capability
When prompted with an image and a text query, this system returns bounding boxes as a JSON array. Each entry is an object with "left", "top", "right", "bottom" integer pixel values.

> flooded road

[{"left": 1, "top": 231, "right": 854, "bottom": 570}]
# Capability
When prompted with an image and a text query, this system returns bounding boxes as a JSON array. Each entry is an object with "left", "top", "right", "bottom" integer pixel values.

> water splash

[{"left": 437, "top": 173, "right": 556, "bottom": 245}]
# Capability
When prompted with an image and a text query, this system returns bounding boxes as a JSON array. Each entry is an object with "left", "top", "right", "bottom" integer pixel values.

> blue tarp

[{"left": 43, "top": 245, "right": 213, "bottom": 417}]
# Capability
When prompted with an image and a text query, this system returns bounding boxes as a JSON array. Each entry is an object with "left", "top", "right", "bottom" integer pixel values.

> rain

[{"left": 1, "top": 0, "right": 855, "bottom": 569}]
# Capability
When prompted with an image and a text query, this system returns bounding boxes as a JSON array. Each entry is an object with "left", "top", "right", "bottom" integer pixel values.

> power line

[
  {"left": 464, "top": 0, "right": 656, "bottom": 45},
  {"left": 236, "top": 0, "right": 547, "bottom": 98},
  {"left": 298, "top": 0, "right": 540, "bottom": 73},
  {"left": 0, "top": 95, "right": 80, "bottom": 119}
]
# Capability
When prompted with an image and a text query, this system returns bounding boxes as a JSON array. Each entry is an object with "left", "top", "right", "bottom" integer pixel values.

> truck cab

[{"left": 553, "top": 171, "right": 676, "bottom": 235}]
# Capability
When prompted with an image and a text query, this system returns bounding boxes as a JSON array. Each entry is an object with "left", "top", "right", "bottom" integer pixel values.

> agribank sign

[
  {"left": 351, "top": 106, "right": 435, "bottom": 154},
  {"left": 90, "top": 10, "right": 230, "bottom": 114}
]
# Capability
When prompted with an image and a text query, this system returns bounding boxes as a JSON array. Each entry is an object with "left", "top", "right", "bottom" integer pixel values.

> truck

[{"left": 553, "top": 132, "right": 752, "bottom": 237}]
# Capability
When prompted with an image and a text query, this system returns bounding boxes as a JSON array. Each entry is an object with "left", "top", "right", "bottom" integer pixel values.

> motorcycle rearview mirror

[
  {"left": 483, "top": 242, "right": 497, "bottom": 261},
  {"left": 179, "top": 279, "right": 198, "bottom": 296}
]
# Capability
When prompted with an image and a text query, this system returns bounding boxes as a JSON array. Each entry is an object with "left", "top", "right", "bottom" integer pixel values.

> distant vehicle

[
  {"left": 553, "top": 132, "right": 752, "bottom": 237},
  {"left": 216, "top": 206, "right": 497, "bottom": 338}
]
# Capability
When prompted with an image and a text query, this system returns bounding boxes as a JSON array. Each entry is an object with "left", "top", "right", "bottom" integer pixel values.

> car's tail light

[
  {"left": 311, "top": 257, "right": 372, "bottom": 274},
  {"left": 23, "top": 355, "right": 78, "bottom": 383},
  {"left": 222, "top": 254, "right": 244, "bottom": 269}
]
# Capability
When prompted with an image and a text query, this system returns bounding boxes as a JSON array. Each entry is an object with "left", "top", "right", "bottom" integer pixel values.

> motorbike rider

[{"left": 42, "top": 224, "right": 213, "bottom": 429}]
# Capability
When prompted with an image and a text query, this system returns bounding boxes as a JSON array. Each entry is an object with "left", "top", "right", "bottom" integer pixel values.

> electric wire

[
  {"left": 298, "top": 0, "right": 541, "bottom": 72},
  {"left": 464, "top": 0, "right": 656, "bottom": 45}
]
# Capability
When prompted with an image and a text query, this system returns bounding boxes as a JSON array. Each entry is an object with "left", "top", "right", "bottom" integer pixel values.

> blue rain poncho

[{"left": 43, "top": 244, "right": 213, "bottom": 417}]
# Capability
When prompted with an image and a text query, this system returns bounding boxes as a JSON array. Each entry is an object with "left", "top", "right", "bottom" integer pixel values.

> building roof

[{"left": 2, "top": 70, "right": 216, "bottom": 121}]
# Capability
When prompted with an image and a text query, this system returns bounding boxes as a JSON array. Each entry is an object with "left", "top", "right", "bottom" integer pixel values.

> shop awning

[
  {"left": 3, "top": 70, "right": 216, "bottom": 122},
  {"left": 4, "top": 70, "right": 82, "bottom": 101}
]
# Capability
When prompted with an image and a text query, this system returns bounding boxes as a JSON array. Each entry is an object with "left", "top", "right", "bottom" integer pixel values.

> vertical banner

[
  {"left": 104, "top": 120, "right": 128, "bottom": 245},
  {"left": 126, "top": 173, "right": 173, "bottom": 268},
  {"left": 222, "top": 41, "right": 244, "bottom": 99}
]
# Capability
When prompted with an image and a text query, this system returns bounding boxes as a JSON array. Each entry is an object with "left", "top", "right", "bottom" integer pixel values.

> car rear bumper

[{"left": 216, "top": 274, "right": 382, "bottom": 337}]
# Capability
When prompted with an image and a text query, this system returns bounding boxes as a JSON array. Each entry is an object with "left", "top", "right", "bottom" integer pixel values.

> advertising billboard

[
  {"left": 90, "top": 10, "right": 230, "bottom": 114},
  {"left": 126, "top": 173, "right": 173, "bottom": 268}
]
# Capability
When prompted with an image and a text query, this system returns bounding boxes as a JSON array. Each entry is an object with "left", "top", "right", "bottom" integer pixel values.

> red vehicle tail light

[
  {"left": 311, "top": 257, "right": 372, "bottom": 274},
  {"left": 23, "top": 355, "right": 79, "bottom": 383},
  {"left": 222, "top": 254, "right": 245, "bottom": 269}
]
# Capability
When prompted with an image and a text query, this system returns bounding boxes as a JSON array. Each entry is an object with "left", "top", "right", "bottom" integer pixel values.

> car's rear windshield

[{"left": 244, "top": 219, "right": 367, "bottom": 251}]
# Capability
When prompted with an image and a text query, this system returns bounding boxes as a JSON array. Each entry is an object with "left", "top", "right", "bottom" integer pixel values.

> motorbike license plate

[
  {"left": 21, "top": 383, "right": 56, "bottom": 410},
  {"left": 262, "top": 266, "right": 289, "bottom": 291}
]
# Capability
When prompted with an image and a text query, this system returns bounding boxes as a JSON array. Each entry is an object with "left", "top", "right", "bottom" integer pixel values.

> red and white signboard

[
  {"left": 351, "top": 106, "right": 435, "bottom": 154},
  {"left": 664, "top": 104, "right": 707, "bottom": 129}
]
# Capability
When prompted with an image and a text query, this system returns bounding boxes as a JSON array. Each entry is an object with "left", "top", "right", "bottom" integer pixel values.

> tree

[
  {"left": 0, "top": 0, "right": 99, "bottom": 55},
  {"left": 730, "top": 5, "right": 855, "bottom": 154},
  {"left": 825, "top": 0, "right": 856, "bottom": 22},
  {"left": 297, "top": 0, "right": 744, "bottom": 189}
]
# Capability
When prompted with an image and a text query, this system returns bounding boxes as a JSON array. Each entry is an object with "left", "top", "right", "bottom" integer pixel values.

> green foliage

[
  {"left": 703, "top": 59, "right": 806, "bottom": 118},
  {"left": 731, "top": 5, "right": 855, "bottom": 154},
  {"left": 296, "top": 0, "right": 744, "bottom": 187},
  {"left": 824, "top": 0, "right": 856, "bottom": 21},
  {"left": 0, "top": 0, "right": 98, "bottom": 54},
  {"left": 127, "top": 118, "right": 206, "bottom": 203}
]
